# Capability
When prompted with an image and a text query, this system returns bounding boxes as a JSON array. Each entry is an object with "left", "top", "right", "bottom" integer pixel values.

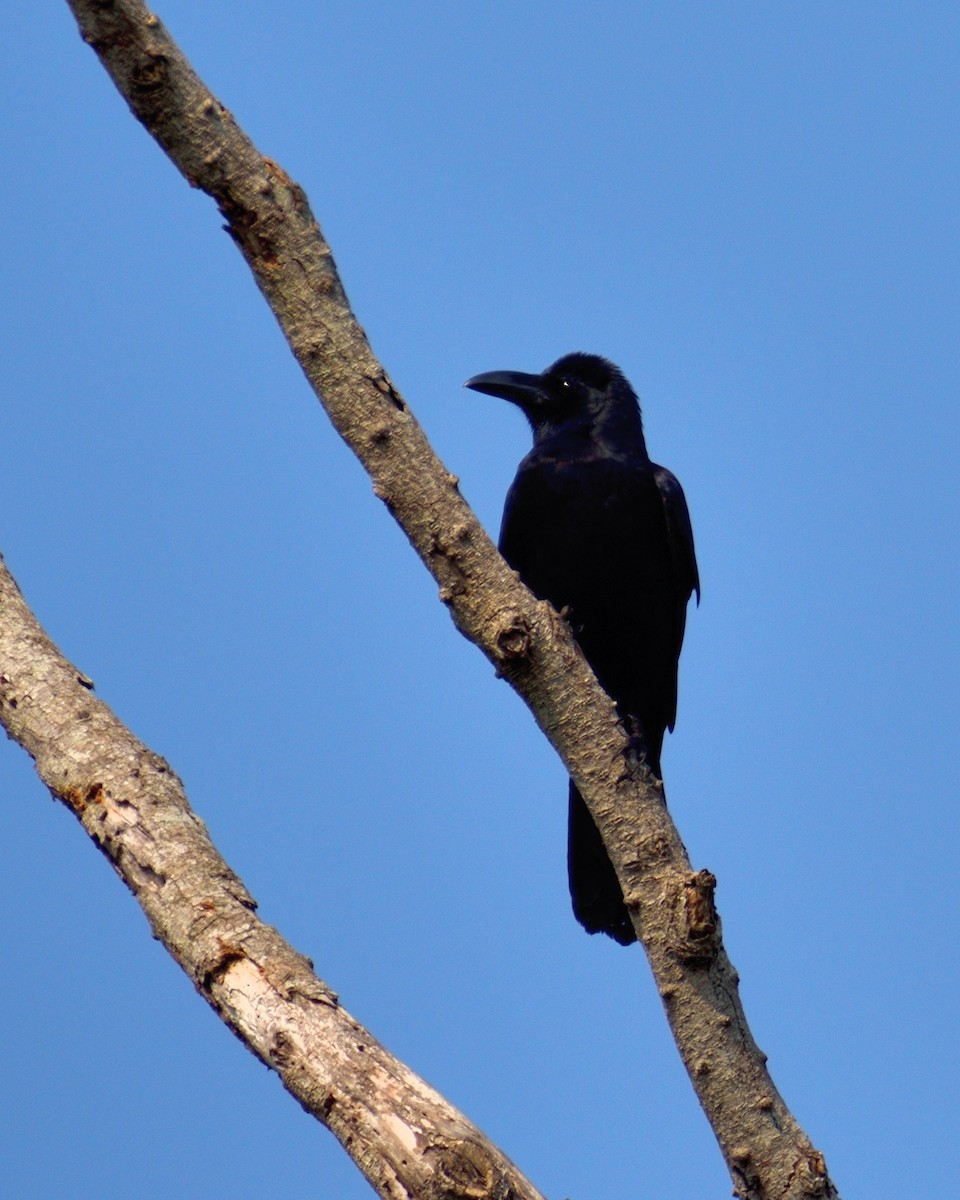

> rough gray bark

[{"left": 3, "top": 2, "right": 841, "bottom": 1197}]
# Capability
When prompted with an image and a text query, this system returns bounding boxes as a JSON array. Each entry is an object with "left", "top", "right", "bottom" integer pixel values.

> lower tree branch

[
  {"left": 0, "top": 555, "right": 543, "bottom": 1200},
  {"left": 9, "top": 2, "right": 843, "bottom": 1197}
]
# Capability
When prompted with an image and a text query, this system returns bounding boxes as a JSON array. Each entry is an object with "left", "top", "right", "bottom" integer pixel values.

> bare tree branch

[
  {"left": 0, "top": 555, "right": 544, "bottom": 1200},
  {"left": 5, "top": 2, "right": 841, "bottom": 1196}
]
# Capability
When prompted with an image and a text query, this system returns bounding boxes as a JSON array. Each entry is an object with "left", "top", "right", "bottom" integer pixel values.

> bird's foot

[{"left": 614, "top": 716, "right": 664, "bottom": 794}]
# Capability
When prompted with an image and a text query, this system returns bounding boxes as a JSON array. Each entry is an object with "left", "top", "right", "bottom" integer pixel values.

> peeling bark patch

[
  {"left": 383, "top": 1112, "right": 418, "bottom": 1154},
  {"left": 382, "top": 383, "right": 405, "bottom": 411},
  {"left": 0, "top": 670, "right": 17, "bottom": 708},
  {"left": 58, "top": 780, "right": 104, "bottom": 815},
  {"left": 201, "top": 944, "right": 247, "bottom": 991},
  {"left": 127, "top": 858, "right": 167, "bottom": 892},
  {"left": 366, "top": 371, "right": 405, "bottom": 411}
]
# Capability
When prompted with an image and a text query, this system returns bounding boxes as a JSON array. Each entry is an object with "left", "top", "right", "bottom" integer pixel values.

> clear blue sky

[{"left": 3, "top": 4, "right": 958, "bottom": 1196}]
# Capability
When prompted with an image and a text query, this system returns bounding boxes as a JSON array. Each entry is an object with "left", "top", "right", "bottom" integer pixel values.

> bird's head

[{"left": 465, "top": 352, "right": 644, "bottom": 449}]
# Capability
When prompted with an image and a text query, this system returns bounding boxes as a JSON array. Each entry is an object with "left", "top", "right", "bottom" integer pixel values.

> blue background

[{"left": 3, "top": 4, "right": 958, "bottom": 1196}]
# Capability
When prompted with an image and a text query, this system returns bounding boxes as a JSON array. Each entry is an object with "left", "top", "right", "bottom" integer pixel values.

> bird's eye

[{"left": 560, "top": 377, "right": 572, "bottom": 389}]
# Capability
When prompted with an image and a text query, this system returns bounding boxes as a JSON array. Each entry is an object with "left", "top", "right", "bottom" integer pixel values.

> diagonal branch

[
  {"left": 10, "top": 2, "right": 841, "bottom": 1197},
  {"left": 0, "top": 554, "right": 544, "bottom": 1200}
]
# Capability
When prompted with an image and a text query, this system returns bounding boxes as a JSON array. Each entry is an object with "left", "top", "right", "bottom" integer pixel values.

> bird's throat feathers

[{"left": 529, "top": 399, "right": 648, "bottom": 464}]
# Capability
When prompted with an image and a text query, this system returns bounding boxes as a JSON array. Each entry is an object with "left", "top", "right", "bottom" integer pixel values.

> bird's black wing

[
  {"left": 497, "top": 454, "right": 576, "bottom": 602},
  {"left": 649, "top": 463, "right": 699, "bottom": 733},
  {"left": 653, "top": 463, "right": 700, "bottom": 605}
]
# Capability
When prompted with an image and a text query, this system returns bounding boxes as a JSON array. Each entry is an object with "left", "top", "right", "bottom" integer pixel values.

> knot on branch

[
  {"left": 220, "top": 192, "right": 279, "bottom": 267},
  {"left": 668, "top": 869, "right": 720, "bottom": 963},
  {"left": 428, "top": 1137, "right": 497, "bottom": 1199},
  {"left": 793, "top": 1147, "right": 834, "bottom": 1197},
  {"left": 429, "top": 522, "right": 472, "bottom": 565},
  {"left": 269, "top": 1028, "right": 297, "bottom": 1068},
  {"left": 731, "top": 1146, "right": 762, "bottom": 1198},
  {"left": 684, "top": 869, "right": 718, "bottom": 938},
  {"left": 430, "top": 527, "right": 473, "bottom": 608},
  {"left": 132, "top": 51, "right": 169, "bottom": 94},
  {"left": 493, "top": 612, "right": 532, "bottom": 665}
]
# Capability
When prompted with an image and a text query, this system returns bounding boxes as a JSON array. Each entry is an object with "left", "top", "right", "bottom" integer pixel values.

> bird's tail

[
  {"left": 567, "top": 718, "right": 665, "bottom": 946},
  {"left": 567, "top": 781, "right": 636, "bottom": 946}
]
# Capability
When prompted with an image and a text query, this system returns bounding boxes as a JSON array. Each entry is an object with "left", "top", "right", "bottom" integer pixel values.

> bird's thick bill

[{"left": 463, "top": 370, "right": 543, "bottom": 406}]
